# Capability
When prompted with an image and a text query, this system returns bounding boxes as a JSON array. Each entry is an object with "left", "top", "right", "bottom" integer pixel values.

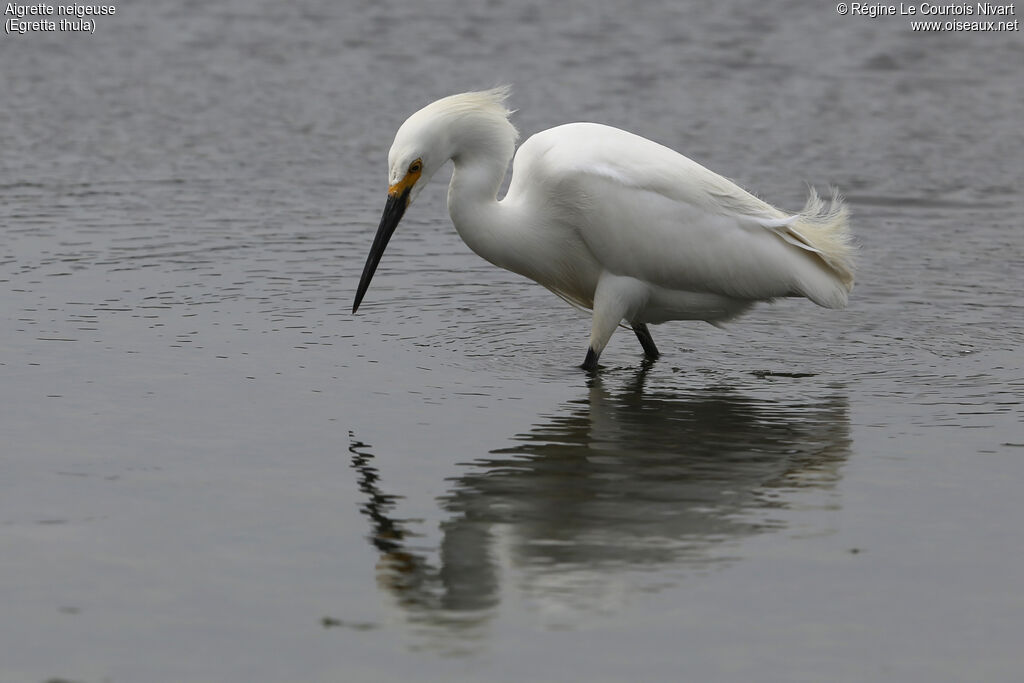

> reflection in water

[
  {"left": 350, "top": 368, "right": 850, "bottom": 639},
  {"left": 349, "top": 432, "right": 493, "bottom": 622}
]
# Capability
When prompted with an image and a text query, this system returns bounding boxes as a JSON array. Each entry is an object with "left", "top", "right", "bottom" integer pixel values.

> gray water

[{"left": 2, "top": 1, "right": 1023, "bottom": 681}]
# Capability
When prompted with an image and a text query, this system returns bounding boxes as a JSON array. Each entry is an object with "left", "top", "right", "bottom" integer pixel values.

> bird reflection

[{"left": 349, "top": 367, "right": 850, "bottom": 634}]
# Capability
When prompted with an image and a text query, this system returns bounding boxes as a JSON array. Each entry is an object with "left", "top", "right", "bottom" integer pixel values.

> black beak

[{"left": 353, "top": 189, "right": 409, "bottom": 313}]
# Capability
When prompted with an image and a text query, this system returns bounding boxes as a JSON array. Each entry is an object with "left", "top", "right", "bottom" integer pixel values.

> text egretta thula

[{"left": 353, "top": 88, "right": 855, "bottom": 371}]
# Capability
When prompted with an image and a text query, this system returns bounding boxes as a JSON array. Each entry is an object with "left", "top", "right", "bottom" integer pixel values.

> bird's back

[{"left": 507, "top": 122, "right": 854, "bottom": 310}]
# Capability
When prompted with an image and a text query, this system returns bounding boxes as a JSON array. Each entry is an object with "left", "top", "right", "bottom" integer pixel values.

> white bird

[{"left": 353, "top": 87, "right": 855, "bottom": 371}]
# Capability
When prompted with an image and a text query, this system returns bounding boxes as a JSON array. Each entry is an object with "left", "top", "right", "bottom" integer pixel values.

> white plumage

[{"left": 354, "top": 87, "right": 855, "bottom": 370}]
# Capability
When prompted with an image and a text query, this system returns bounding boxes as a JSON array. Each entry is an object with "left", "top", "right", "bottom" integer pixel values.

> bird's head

[
  {"left": 352, "top": 87, "right": 516, "bottom": 315},
  {"left": 351, "top": 113, "right": 449, "bottom": 315},
  {"left": 386, "top": 112, "right": 451, "bottom": 207}
]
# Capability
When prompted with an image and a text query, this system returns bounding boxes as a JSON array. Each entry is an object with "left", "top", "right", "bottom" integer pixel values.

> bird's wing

[{"left": 514, "top": 123, "right": 848, "bottom": 307}]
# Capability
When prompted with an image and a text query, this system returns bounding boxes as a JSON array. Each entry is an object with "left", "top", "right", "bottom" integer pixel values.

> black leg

[
  {"left": 581, "top": 347, "right": 599, "bottom": 372},
  {"left": 633, "top": 323, "right": 660, "bottom": 359}
]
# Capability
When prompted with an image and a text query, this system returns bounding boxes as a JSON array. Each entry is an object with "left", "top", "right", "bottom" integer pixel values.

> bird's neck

[{"left": 447, "top": 150, "right": 524, "bottom": 274}]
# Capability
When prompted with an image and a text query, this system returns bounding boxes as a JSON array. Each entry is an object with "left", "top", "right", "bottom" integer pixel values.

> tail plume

[{"left": 788, "top": 187, "right": 856, "bottom": 291}]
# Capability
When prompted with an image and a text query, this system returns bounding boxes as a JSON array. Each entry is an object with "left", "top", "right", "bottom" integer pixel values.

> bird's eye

[{"left": 408, "top": 160, "right": 422, "bottom": 174}]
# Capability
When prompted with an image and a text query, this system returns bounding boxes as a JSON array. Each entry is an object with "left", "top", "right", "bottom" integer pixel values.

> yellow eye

[{"left": 408, "top": 160, "right": 422, "bottom": 174}]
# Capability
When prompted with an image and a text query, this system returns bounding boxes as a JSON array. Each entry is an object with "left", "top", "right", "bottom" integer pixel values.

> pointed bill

[{"left": 352, "top": 188, "right": 409, "bottom": 313}]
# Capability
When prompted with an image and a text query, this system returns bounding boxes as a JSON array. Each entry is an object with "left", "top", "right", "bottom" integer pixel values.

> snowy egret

[{"left": 353, "top": 87, "right": 855, "bottom": 371}]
